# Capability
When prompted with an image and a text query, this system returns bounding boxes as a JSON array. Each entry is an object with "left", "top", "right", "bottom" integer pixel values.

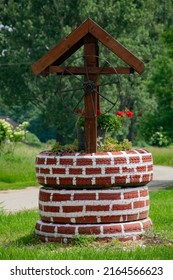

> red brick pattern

[
  {"left": 35, "top": 149, "right": 153, "bottom": 243},
  {"left": 36, "top": 149, "right": 153, "bottom": 187},
  {"left": 38, "top": 187, "right": 150, "bottom": 224},
  {"left": 35, "top": 217, "right": 152, "bottom": 243}
]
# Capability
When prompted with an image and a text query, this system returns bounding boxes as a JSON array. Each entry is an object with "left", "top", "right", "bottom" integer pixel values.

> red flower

[
  {"left": 126, "top": 110, "right": 133, "bottom": 118},
  {"left": 116, "top": 111, "right": 124, "bottom": 118},
  {"left": 97, "top": 109, "right": 101, "bottom": 116},
  {"left": 76, "top": 108, "right": 83, "bottom": 116}
]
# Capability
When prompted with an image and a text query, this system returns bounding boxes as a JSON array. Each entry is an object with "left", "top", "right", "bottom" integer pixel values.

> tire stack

[{"left": 35, "top": 148, "right": 153, "bottom": 243}]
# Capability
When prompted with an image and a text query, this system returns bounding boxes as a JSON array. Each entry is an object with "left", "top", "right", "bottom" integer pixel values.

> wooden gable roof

[{"left": 32, "top": 18, "right": 144, "bottom": 76}]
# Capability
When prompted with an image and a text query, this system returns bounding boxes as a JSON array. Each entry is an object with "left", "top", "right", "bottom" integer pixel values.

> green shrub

[
  {"left": 46, "top": 139, "right": 56, "bottom": 146},
  {"left": 0, "top": 120, "right": 29, "bottom": 154},
  {"left": 25, "top": 132, "right": 42, "bottom": 147},
  {"left": 149, "top": 128, "right": 171, "bottom": 147}
]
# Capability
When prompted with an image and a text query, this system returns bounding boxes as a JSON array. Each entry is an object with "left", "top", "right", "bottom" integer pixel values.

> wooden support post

[
  {"left": 84, "top": 34, "right": 99, "bottom": 153},
  {"left": 96, "top": 44, "right": 100, "bottom": 112}
]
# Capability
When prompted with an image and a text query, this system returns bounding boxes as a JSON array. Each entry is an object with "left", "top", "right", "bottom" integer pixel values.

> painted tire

[
  {"left": 36, "top": 149, "right": 153, "bottom": 188},
  {"left": 35, "top": 217, "right": 152, "bottom": 243},
  {"left": 39, "top": 186, "right": 150, "bottom": 224}
]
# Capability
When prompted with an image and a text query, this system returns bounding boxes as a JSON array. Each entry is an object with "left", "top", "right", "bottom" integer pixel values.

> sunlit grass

[
  {"left": 0, "top": 143, "right": 48, "bottom": 190},
  {"left": 146, "top": 146, "right": 173, "bottom": 167},
  {"left": 149, "top": 187, "right": 173, "bottom": 240}
]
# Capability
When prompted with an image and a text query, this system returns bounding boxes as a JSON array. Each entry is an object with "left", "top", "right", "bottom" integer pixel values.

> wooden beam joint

[{"left": 48, "top": 66, "right": 135, "bottom": 75}]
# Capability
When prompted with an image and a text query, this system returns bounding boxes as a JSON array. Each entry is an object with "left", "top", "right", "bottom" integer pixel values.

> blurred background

[{"left": 0, "top": 0, "right": 173, "bottom": 147}]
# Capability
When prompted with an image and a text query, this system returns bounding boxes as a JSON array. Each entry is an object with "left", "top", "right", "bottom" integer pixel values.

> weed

[{"left": 72, "top": 235, "right": 96, "bottom": 246}]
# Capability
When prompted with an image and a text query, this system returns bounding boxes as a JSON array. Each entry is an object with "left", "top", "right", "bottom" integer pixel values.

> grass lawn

[
  {"left": 147, "top": 146, "right": 173, "bottom": 167},
  {"left": 0, "top": 187, "right": 173, "bottom": 260},
  {"left": 0, "top": 143, "right": 46, "bottom": 190},
  {"left": 0, "top": 143, "right": 173, "bottom": 191}
]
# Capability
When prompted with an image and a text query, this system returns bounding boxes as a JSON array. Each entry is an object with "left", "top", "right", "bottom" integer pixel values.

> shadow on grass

[
  {"left": 1, "top": 232, "right": 67, "bottom": 251},
  {"left": 1, "top": 232, "right": 40, "bottom": 248},
  {"left": 15, "top": 232, "right": 40, "bottom": 246},
  {"left": 3, "top": 230, "right": 173, "bottom": 252}
]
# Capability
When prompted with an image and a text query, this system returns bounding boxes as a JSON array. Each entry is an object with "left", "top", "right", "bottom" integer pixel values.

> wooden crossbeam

[
  {"left": 89, "top": 19, "right": 144, "bottom": 74},
  {"left": 49, "top": 66, "right": 134, "bottom": 75},
  {"left": 32, "top": 20, "right": 88, "bottom": 76},
  {"left": 32, "top": 18, "right": 144, "bottom": 76}
]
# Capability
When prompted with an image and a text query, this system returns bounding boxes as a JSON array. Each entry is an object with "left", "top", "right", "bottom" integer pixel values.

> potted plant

[{"left": 76, "top": 108, "right": 133, "bottom": 151}]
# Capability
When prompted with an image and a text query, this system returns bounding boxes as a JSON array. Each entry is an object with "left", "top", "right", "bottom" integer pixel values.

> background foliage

[{"left": 0, "top": 0, "right": 173, "bottom": 145}]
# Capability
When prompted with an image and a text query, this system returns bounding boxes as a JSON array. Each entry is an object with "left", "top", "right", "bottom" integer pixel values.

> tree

[
  {"left": 0, "top": 0, "right": 80, "bottom": 143},
  {"left": 139, "top": 52, "right": 173, "bottom": 143},
  {"left": 1, "top": 0, "right": 173, "bottom": 144}
]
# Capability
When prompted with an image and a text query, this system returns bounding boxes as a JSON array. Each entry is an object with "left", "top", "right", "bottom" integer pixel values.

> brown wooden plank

[
  {"left": 32, "top": 19, "right": 90, "bottom": 76},
  {"left": 49, "top": 66, "right": 134, "bottom": 75},
  {"left": 88, "top": 18, "right": 144, "bottom": 74},
  {"left": 42, "top": 68, "right": 49, "bottom": 77},
  {"left": 84, "top": 34, "right": 98, "bottom": 153},
  {"left": 96, "top": 43, "right": 100, "bottom": 112},
  {"left": 52, "top": 38, "right": 84, "bottom": 66},
  {"left": 32, "top": 18, "right": 144, "bottom": 76}
]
